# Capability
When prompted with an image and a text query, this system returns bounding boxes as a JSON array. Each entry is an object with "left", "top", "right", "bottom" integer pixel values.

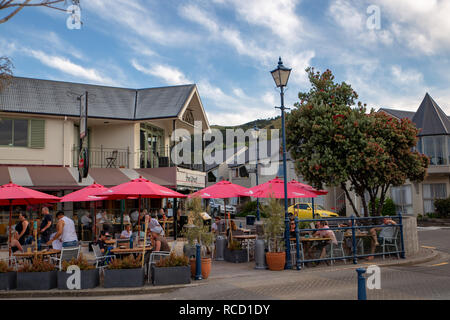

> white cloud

[
  {"left": 131, "top": 60, "right": 191, "bottom": 85},
  {"left": 391, "top": 65, "right": 423, "bottom": 86},
  {"left": 25, "top": 49, "right": 117, "bottom": 86}
]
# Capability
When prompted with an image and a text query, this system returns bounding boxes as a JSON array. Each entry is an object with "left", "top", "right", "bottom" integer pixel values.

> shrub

[
  {"left": 108, "top": 255, "right": 142, "bottom": 270},
  {"left": 236, "top": 201, "right": 267, "bottom": 218},
  {"left": 368, "top": 197, "right": 396, "bottom": 216},
  {"left": 434, "top": 197, "right": 450, "bottom": 218},
  {"left": 0, "top": 260, "right": 14, "bottom": 273},
  {"left": 337, "top": 206, "right": 346, "bottom": 217},
  {"left": 18, "top": 257, "right": 55, "bottom": 272},
  {"left": 61, "top": 254, "right": 95, "bottom": 271},
  {"left": 155, "top": 252, "right": 189, "bottom": 268},
  {"left": 262, "top": 195, "right": 285, "bottom": 253},
  {"left": 227, "top": 239, "right": 242, "bottom": 251}
]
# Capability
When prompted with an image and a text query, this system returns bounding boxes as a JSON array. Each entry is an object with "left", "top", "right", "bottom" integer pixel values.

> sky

[{"left": 1, "top": 0, "right": 450, "bottom": 126}]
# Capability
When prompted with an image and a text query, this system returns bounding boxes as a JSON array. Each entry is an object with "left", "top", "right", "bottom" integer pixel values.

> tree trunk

[{"left": 340, "top": 183, "right": 360, "bottom": 217}]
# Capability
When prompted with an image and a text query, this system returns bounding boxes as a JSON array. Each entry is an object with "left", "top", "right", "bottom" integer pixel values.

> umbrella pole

[
  {"left": 137, "top": 196, "right": 141, "bottom": 245},
  {"left": 8, "top": 200, "right": 12, "bottom": 261},
  {"left": 93, "top": 204, "right": 97, "bottom": 242},
  {"left": 142, "top": 215, "right": 149, "bottom": 267}
]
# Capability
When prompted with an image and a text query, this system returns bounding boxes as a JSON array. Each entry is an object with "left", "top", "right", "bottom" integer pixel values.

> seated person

[
  {"left": 150, "top": 211, "right": 164, "bottom": 236},
  {"left": 11, "top": 212, "right": 31, "bottom": 253},
  {"left": 120, "top": 223, "right": 132, "bottom": 239},
  {"left": 49, "top": 232, "right": 62, "bottom": 250},
  {"left": 309, "top": 220, "right": 337, "bottom": 261},
  {"left": 81, "top": 212, "right": 92, "bottom": 230},
  {"left": 368, "top": 216, "right": 397, "bottom": 260},
  {"left": 289, "top": 218, "right": 297, "bottom": 238},
  {"left": 150, "top": 226, "right": 171, "bottom": 252},
  {"left": 96, "top": 231, "right": 111, "bottom": 254},
  {"left": 226, "top": 220, "right": 238, "bottom": 239}
]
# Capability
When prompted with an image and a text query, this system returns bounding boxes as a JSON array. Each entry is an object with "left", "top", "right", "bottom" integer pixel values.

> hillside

[{"left": 211, "top": 116, "right": 282, "bottom": 138}]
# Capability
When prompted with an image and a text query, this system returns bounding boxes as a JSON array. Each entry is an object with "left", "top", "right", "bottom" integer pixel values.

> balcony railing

[
  {"left": 140, "top": 146, "right": 204, "bottom": 171},
  {"left": 72, "top": 146, "right": 129, "bottom": 168}
]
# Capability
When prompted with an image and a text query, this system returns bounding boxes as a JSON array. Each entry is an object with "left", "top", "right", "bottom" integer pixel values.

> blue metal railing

[{"left": 290, "top": 215, "right": 405, "bottom": 269}]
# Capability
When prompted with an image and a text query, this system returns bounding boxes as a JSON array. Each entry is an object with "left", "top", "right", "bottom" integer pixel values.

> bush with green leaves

[
  {"left": 236, "top": 201, "right": 268, "bottom": 218},
  {"left": 262, "top": 196, "right": 285, "bottom": 253},
  {"left": 434, "top": 197, "right": 450, "bottom": 218}
]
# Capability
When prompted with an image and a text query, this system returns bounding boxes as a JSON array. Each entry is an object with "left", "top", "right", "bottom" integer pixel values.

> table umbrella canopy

[
  {"left": 59, "top": 182, "right": 109, "bottom": 202},
  {"left": 94, "top": 177, "right": 187, "bottom": 199},
  {"left": 239, "top": 177, "right": 318, "bottom": 199},
  {"left": 0, "top": 182, "right": 61, "bottom": 205},
  {"left": 188, "top": 180, "right": 249, "bottom": 199},
  {"left": 288, "top": 179, "right": 328, "bottom": 195}
]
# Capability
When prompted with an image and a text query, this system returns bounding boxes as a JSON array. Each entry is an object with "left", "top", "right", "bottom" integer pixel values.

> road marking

[
  {"left": 421, "top": 245, "right": 436, "bottom": 249},
  {"left": 430, "top": 262, "right": 448, "bottom": 267}
]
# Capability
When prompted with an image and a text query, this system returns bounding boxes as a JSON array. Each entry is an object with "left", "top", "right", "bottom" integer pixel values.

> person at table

[
  {"left": 11, "top": 212, "right": 31, "bottom": 253},
  {"left": 97, "top": 230, "right": 111, "bottom": 254},
  {"left": 47, "top": 211, "right": 78, "bottom": 248},
  {"left": 158, "top": 208, "right": 165, "bottom": 220},
  {"left": 150, "top": 226, "right": 170, "bottom": 252},
  {"left": 149, "top": 211, "right": 165, "bottom": 236},
  {"left": 226, "top": 220, "right": 238, "bottom": 240},
  {"left": 81, "top": 212, "right": 92, "bottom": 230},
  {"left": 120, "top": 223, "right": 133, "bottom": 239},
  {"left": 122, "top": 212, "right": 131, "bottom": 224},
  {"left": 39, "top": 206, "right": 53, "bottom": 244},
  {"left": 309, "top": 220, "right": 337, "bottom": 261},
  {"left": 211, "top": 216, "right": 221, "bottom": 234},
  {"left": 130, "top": 209, "right": 139, "bottom": 227},
  {"left": 49, "top": 232, "right": 62, "bottom": 250},
  {"left": 368, "top": 216, "right": 397, "bottom": 260},
  {"left": 289, "top": 218, "right": 297, "bottom": 238}
]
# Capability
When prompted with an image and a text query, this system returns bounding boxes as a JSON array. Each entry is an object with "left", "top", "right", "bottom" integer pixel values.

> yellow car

[{"left": 288, "top": 203, "right": 339, "bottom": 219}]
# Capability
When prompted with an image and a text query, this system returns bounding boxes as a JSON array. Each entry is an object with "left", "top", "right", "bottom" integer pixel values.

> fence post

[
  {"left": 398, "top": 213, "right": 405, "bottom": 259},
  {"left": 356, "top": 268, "right": 367, "bottom": 300},
  {"left": 351, "top": 215, "right": 357, "bottom": 264},
  {"left": 294, "top": 216, "right": 301, "bottom": 270},
  {"left": 195, "top": 243, "right": 203, "bottom": 280}
]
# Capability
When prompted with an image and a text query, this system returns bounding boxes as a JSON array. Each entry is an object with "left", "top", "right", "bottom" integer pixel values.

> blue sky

[{"left": 1, "top": 0, "right": 450, "bottom": 126}]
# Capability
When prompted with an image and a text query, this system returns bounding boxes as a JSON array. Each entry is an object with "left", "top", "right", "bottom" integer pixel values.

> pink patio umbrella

[
  {"left": 0, "top": 182, "right": 60, "bottom": 259},
  {"left": 239, "top": 177, "right": 318, "bottom": 199},
  {"left": 59, "top": 182, "right": 108, "bottom": 241},
  {"left": 288, "top": 179, "right": 328, "bottom": 216},
  {"left": 94, "top": 177, "right": 187, "bottom": 243}
]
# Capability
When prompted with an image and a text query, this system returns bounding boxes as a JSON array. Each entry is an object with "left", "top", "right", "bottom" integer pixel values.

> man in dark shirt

[{"left": 39, "top": 207, "right": 53, "bottom": 243}]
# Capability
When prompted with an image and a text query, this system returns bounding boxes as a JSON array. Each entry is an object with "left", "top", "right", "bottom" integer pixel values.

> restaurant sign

[{"left": 176, "top": 167, "right": 205, "bottom": 189}]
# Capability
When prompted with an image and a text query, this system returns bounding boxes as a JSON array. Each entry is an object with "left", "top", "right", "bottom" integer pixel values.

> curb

[{"left": 0, "top": 282, "right": 205, "bottom": 299}]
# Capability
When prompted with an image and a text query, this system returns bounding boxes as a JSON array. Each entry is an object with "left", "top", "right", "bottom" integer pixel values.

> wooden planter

[
  {"left": 57, "top": 269, "right": 99, "bottom": 290},
  {"left": 151, "top": 265, "right": 191, "bottom": 285},
  {"left": 103, "top": 268, "right": 144, "bottom": 288},
  {"left": 189, "top": 257, "right": 212, "bottom": 279},
  {"left": 224, "top": 247, "right": 248, "bottom": 263},
  {"left": 17, "top": 271, "right": 57, "bottom": 290},
  {"left": 0, "top": 272, "right": 17, "bottom": 290},
  {"left": 266, "top": 252, "right": 286, "bottom": 271}
]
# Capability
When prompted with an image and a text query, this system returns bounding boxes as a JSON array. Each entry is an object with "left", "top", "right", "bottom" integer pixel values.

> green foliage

[
  {"left": 108, "top": 255, "right": 142, "bottom": 270},
  {"left": 155, "top": 252, "right": 189, "bottom": 267},
  {"left": 0, "top": 260, "right": 14, "bottom": 273},
  {"left": 61, "top": 254, "right": 95, "bottom": 271},
  {"left": 227, "top": 239, "right": 243, "bottom": 251},
  {"left": 433, "top": 198, "right": 450, "bottom": 218},
  {"left": 18, "top": 257, "right": 55, "bottom": 272},
  {"left": 262, "top": 196, "right": 285, "bottom": 253},
  {"left": 286, "top": 67, "right": 429, "bottom": 217},
  {"left": 182, "top": 196, "right": 215, "bottom": 257},
  {"left": 236, "top": 201, "right": 268, "bottom": 218},
  {"left": 368, "top": 197, "right": 396, "bottom": 216}
]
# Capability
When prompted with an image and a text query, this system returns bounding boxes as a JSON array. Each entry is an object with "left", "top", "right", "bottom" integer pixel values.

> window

[
  {"left": 391, "top": 185, "right": 413, "bottom": 215},
  {"left": 277, "top": 163, "right": 284, "bottom": 177},
  {"left": 423, "top": 183, "right": 447, "bottom": 214},
  {"left": 0, "top": 118, "right": 40, "bottom": 147},
  {"left": 422, "top": 136, "right": 447, "bottom": 165}
]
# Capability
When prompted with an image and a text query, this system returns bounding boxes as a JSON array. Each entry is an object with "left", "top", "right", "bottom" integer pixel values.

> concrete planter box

[
  {"left": 17, "top": 271, "right": 57, "bottom": 290},
  {"left": 103, "top": 268, "right": 144, "bottom": 288},
  {"left": 151, "top": 265, "right": 191, "bottom": 286},
  {"left": 224, "top": 247, "right": 248, "bottom": 263},
  {"left": 0, "top": 272, "right": 17, "bottom": 290},
  {"left": 57, "top": 269, "right": 99, "bottom": 290}
]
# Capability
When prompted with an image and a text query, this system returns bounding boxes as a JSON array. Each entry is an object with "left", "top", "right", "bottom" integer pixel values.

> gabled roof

[
  {"left": 412, "top": 93, "right": 450, "bottom": 136},
  {"left": 378, "top": 108, "right": 415, "bottom": 120},
  {"left": 0, "top": 77, "right": 196, "bottom": 121}
]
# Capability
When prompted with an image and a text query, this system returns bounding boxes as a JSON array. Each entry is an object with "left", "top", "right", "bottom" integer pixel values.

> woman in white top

[{"left": 120, "top": 223, "right": 132, "bottom": 239}]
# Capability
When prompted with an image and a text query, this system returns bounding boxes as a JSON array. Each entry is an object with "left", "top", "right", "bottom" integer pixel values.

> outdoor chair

[
  {"left": 380, "top": 227, "right": 400, "bottom": 259},
  {"left": 290, "top": 240, "right": 305, "bottom": 268},
  {"left": 330, "top": 231, "right": 346, "bottom": 265},
  {"left": 147, "top": 251, "right": 171, "bottom": 283},
  {"left": 106, "top": 150, "right": 118, "bottom": 168},
  {"left": 92, "top": 244, "right": 116, "bottom": 269},
  {"left": 50, "top": 246, "right": 81, "bottom": 270}
]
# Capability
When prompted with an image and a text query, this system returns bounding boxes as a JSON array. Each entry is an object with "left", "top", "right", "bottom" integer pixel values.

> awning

[{"left": 0, "top": 166, "right": 205, "bottom": 190}]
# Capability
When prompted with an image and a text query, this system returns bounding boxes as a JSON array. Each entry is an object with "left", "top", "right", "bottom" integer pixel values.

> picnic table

[
  {"left": 110, "top": 246, "right": 152, "bottom": 256},
  {"left": 14, "top": 249, "right": 61, "bottom": 262}
]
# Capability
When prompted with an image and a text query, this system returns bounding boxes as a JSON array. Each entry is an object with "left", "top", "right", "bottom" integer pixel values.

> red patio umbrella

[
  {"left": 239, "top": 177, "right": 318, "bottom": 199},
  {"left": 95, "top": 177, "right": 186, "bottom": 243},
  {"left": 189, "top": 180, "right": 249, "bottom": 237},
  {"left": 59, "top": 182, "right": 108, "bottom": 241},
  {"left": 288, "top": 179, "right": 328, "bottom": 216},
  {"left": 0, "top": 182, "right": 60, "bottom": 259}
]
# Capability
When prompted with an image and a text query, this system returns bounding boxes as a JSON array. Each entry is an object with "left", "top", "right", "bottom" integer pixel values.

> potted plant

[
  {"left": 223, "top": 239, "right": 248, "bottom": 263},
  {"left": 263, "top": 196, "right": 286, "bottom": 271},
  {"left": 17, "top": 257, "right": 57, "bottom": 290},
  {"left": 183, "top": 196, "right": 215, "bottom": 279},
  {"left": 103, "top": 255, "right": 145, "bottom": 288},
  {"left": 151, "top": 252, "right": 191, "bottom": 285},
  {"left": 0, "top": 260, "right": 16, "bottom": 290},
  {"left": 57, "top": 254, "right": 99, "bottom": 290}
]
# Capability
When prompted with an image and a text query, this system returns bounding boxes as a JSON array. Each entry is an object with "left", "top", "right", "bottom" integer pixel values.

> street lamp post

[
  {"left": 270, "top": 57, "right": 292, "bottom": 269},
  {"left": 251, "top": 125, "right": 260, "bottom": 221}
]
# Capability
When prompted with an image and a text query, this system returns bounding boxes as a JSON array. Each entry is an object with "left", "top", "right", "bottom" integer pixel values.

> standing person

[
  {"left": 39, "top": 207, "right": 53, "bottom": 244},
  {"left": 47, "top": 211, "right": 78, "bottom": 248},
  {"left": 150, "top": 226, "right": 170, "bottom": 252},
  {"left": 10, "top": 212, "right": 31, "bottom": 253}
]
